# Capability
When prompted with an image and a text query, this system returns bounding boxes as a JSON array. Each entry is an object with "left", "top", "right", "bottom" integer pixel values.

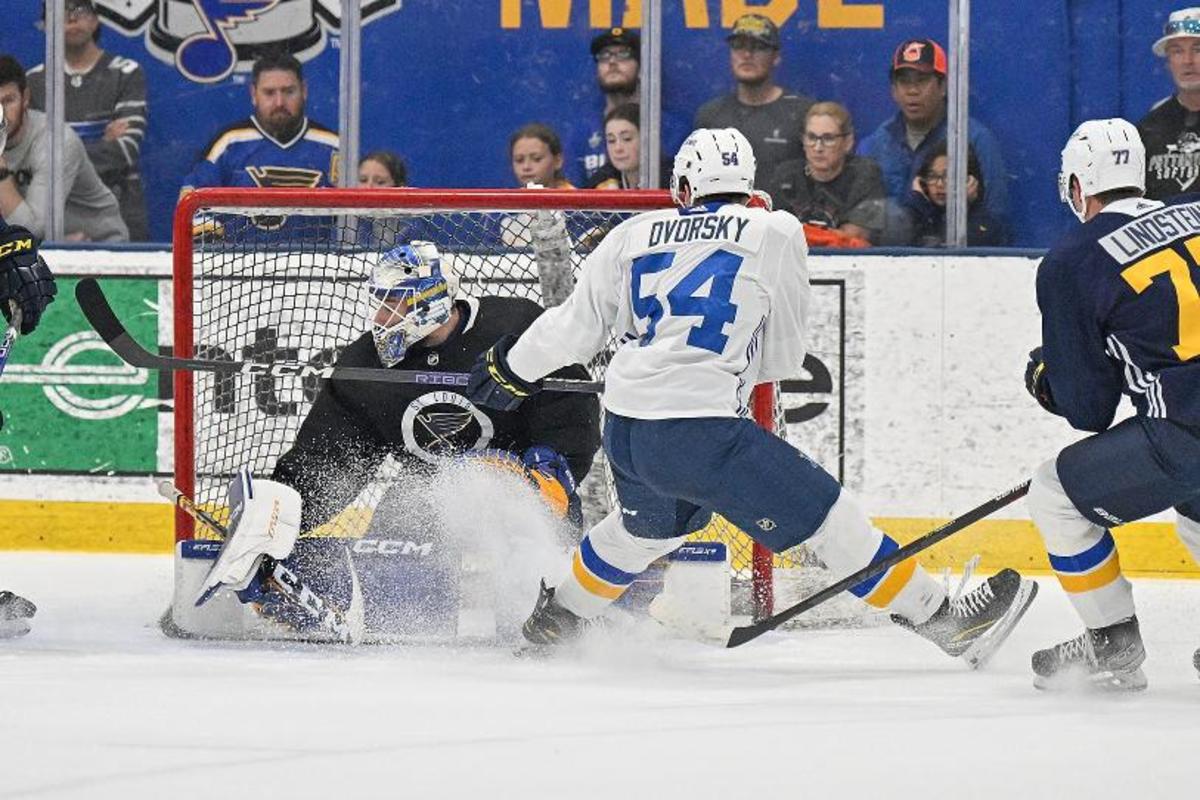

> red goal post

[{"left": 172, "top": 187, "right": 783, "bottom": 618}]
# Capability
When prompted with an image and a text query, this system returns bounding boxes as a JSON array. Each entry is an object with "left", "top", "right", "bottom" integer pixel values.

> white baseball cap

[{"left": 1154, "top": 7, "right": 1200, "bottom": 56}]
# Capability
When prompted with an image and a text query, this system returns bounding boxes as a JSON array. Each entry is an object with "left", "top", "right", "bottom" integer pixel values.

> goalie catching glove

[
  {"left": 466, "top": 446, "right": 580, "bottom": 523},
  {"left": 466, "top": 334, "right": 541, "bottom": 411}
]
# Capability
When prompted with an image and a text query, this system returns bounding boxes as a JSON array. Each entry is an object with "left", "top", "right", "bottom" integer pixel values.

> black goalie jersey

[{"left": 272, "top": 295, "right": 601, "bottom": 531}]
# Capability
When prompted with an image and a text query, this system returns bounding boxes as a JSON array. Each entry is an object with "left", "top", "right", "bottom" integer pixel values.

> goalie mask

[
  {"left": 1057, "top": 118, "right": 1145, "bottom": 222},
  {"left": 369, "top": 241, "right": 454, "bottom": 367},
  {"left": 670, "top": 128, "right": 757, "bottom": 207}
]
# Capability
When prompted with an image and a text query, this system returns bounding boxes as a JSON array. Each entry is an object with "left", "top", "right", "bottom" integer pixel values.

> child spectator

[
  {"left": 509, "top": 123, "right": 574, "bottom": 189},
  {"left": 904, "top": 142, "right": 1009, "bottom": 247},
  {"left": 357, "top": 151, "right": 407, "bottom": 188}
]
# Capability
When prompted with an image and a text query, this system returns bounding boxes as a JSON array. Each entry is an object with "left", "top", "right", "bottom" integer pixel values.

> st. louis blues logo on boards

[{"left": 91, "top": 0, "right": 401, "bottom": 84}]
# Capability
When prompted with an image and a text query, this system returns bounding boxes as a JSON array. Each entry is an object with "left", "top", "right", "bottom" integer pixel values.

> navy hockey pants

[{"left": 602, "top": 412, "right": 843, "bottom": 551}]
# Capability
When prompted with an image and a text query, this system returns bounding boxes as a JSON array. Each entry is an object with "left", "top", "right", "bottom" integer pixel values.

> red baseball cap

[{"left": 890, "top": 39, "right": 948, "bottom": 77}]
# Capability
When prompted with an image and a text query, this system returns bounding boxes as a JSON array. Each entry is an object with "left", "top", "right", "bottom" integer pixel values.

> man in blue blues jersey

[
  {"left": 180, "top": 52, "right": 338, "bottom": 239},
  {"left": 1025, "top": 118, "right": 1200, "bottom": 690}
]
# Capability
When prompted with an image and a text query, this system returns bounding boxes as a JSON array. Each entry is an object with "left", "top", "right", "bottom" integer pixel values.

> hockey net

[{"left": 173, "top": 187, "right": 869, "bottom": 625}]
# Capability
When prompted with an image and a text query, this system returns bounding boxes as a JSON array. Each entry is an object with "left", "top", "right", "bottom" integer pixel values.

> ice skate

[
  {"left": 0, "top": 590, "right": 36, "bottom": 639},
  {"left": 1032, "top": 616, "right": 1147, "bottom": 692},
  {"left": 521, "top": 579, "right": 587, "bottom": 647},
  {"left": 892, "top": 568, "right": 1038, "bottom": 669}
]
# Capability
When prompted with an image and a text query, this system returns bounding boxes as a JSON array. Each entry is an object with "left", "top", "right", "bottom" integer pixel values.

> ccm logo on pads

[{"left": 352, "top": 539, "right": 434, "bottom": 557}]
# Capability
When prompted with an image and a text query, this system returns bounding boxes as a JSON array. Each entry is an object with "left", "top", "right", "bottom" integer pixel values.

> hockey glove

[
  {"left": 1024, "top": 347, "right": 1061, "bottom": 415},
  {"left": 467, "top": 334, "right": 540, "bottom": 411},
  {"left": 0, "top": 226, "right": 55, "bottom": 335},
  {"left": 522, "top": 445, "right": 581, "bottom": 525}
]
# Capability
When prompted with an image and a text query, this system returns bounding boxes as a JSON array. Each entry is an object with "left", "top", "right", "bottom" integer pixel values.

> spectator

[
  {"left": 0, "top": 55, "right": 127, "bottom": 242},
  {"left": 586, "top": 104, "right": 669, "bottom": 190},
  {"left": 354, "top": 150, "right": 411, "bottom": 249},
  {"left": 180, "top": 51, "right": 339, "bottom": 194},
  {"left": 694, "top": 13, "right": 814, "bottom": 192},
  {"left": 357, "top": 150, "right": 407, "bottom": 188},
  {"left": 1139, "top": 7, "right": 1200, "bottom": 200},
  {"left": 903, "top": 142, "right": 1009, "bottom": 247},
  {"left": 509, "top": 123, "right": 574, "bottom": 189},
  {"left": 28, "top": 0, "right": 148, "bottom": 240},
  {"left": 859, "top": 38, "right": 1010, "bottom": 237},
  {"left": 566, "top": 27, "right": 641, "bottom": 186},
  {"left": 768, "top": 102, "right": 886, "bottom": 245}
]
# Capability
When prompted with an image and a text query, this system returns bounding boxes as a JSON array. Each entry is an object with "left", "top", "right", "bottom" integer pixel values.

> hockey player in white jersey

[{"left": 468, "top": 128, "right": 1038, "bottom": 662}]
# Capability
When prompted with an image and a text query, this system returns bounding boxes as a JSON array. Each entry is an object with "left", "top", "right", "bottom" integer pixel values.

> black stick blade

[{"left": 75, "top": 278, "right": 125, "bottom": 344}]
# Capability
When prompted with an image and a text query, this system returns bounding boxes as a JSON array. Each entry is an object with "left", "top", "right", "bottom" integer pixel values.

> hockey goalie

[{"left": 165, "top": 241, "right": 602, "bottom": 643}]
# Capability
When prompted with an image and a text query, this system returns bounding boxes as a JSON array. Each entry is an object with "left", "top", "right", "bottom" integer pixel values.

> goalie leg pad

[{"left": 196, "top": 469, "right": 302, "bottom": 606}]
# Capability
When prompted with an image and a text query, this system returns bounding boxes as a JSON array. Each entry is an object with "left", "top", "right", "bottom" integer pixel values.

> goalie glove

[
  {"left": 196, "top": 469, "right": 302, "bottom": 606},
  {"left": 467, "top": 334, "right": 540, "bottom": 411},
  {"left": 466, "top": 446, "right": 579, "bottom": 521},
  {"left": 1024, "top": 347, "right": 1061, "bottom": 416}
]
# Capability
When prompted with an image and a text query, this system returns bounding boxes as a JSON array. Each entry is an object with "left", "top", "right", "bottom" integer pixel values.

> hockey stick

[
  {"left": 0, "top": 302, "right": 21, "bottom": 379},
  {"left": 75, "top": 278, "right": 603, "bottom": 393},
  {"left": 159, "top": 480, "right": 365, "bottom": 645},
  {"left": 725, "top": 480, "right": 1032, "bottom": 648}
]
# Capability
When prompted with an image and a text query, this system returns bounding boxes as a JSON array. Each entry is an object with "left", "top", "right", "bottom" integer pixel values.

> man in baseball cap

[
  {"left": 859, "top": 37, "right": 1009, "bottom": 243},
  {"left": 1139, "top": 8, "right": 1200, "bottom": 200},
  {"left": 694, "top": 13, "right": 813, "bottom": 195},
  {"left": 564, "top": 28, "right": 642, "bottom": 186}
]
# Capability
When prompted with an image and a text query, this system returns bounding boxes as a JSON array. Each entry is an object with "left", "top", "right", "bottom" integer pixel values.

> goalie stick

[
  {"left": 75, "top": 278, "right": 602, "bottom": 393},
  {"left": 725, "top": 480, "right": 1032, "bottom": 648},
  {"left": 159, "top": 480, "right": 365, "bottom": 645}
]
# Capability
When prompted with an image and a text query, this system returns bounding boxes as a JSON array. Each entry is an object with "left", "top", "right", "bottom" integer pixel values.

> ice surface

[{"left": 1, "top": 552, "right": 1197, "bottom": 799}]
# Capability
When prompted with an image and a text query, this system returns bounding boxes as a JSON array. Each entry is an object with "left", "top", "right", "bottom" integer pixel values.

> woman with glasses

[
  {"left": 904, "top": 142, "right": 1009, "bottom": 247},
  {"left": 767, "top": 102, "right": 886, "bottom": 246}
]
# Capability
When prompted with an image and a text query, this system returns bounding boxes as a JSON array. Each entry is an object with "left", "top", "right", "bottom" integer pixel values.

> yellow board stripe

[
  {"left": 1056, "top": 552, "right": 1124, "bottom": 593},
  {"left": 572, "top": 550, "right": 625, "bottom": 600},
  {"left": 864, "top": 556, "right": 918, "bottom": 608},
  {"left": 0, "top": 499, "right": 173, "bottom": 553}
]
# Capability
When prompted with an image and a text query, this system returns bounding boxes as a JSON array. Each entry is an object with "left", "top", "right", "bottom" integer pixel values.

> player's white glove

[{"left": 196, "top": 469, "right": 302, "bottom": 606}]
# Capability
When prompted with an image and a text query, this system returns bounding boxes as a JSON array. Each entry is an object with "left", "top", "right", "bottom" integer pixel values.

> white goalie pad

[
  {"left": 647, "top": 542, "right": 732, "bottom": 642},
  {"left": 196, "top": 471, "right": 302, "bottom": 606}
]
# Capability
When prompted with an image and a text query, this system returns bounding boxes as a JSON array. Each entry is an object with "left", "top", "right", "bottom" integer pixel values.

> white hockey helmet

[
  {"left": 368, "top": 241, "right": 455, "bottom": 367},
  {"left": 670, "top": 128, "right": 757, "bottom": 206},
  {"left": 1058, "top": 118, "right": 1146, "bottom": 222}
]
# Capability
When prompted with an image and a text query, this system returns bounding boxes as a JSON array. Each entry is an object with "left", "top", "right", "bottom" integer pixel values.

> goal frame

[{"left": 172, "top": 187, "right": 777, "bottom": 617}]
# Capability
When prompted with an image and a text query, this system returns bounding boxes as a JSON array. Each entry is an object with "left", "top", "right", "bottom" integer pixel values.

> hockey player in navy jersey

[
  {"left": 468, "top": 128, "right": 1038, "bottom": 664},
  {"left": 0, "top": 113, "right": 54, "bottom": 638},
  {"left": 187, "top": 241, "right": 601, "bottom": 639},
  {"left": 1025, "top": 118, "right": 1200, "bottom": 691}
]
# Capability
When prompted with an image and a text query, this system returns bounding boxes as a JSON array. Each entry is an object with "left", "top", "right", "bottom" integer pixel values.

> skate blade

[
  {"left": 961, "top": 579, "right": 1039, "bottom": 670},
  {"left": 1033, "top": 665, "right": 1148, "bottom": 693}
]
